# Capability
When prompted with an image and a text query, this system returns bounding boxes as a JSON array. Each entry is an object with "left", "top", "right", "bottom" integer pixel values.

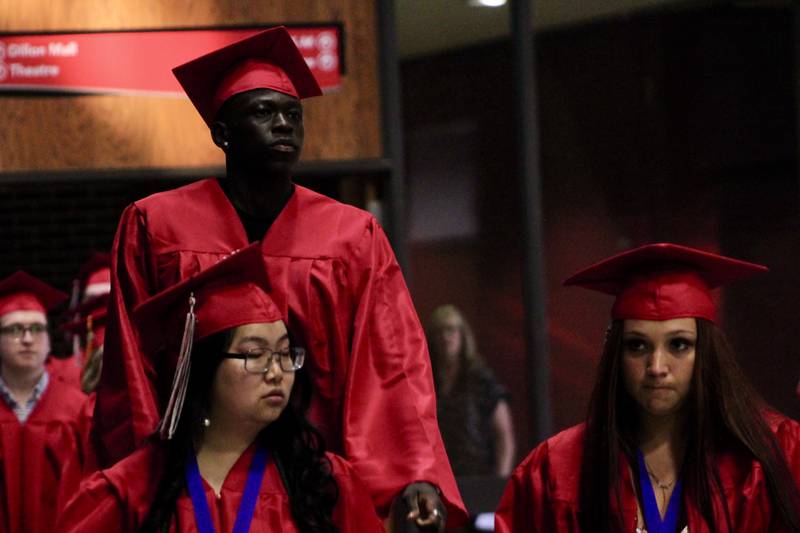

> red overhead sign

[{"left": 0, "top": 26, "right": 342, "bottom": 96}]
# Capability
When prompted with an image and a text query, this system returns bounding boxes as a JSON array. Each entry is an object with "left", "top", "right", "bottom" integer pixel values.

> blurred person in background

[
  {"left": 72, "top": 252, "right": 112, "bottom": 304},
  {"left": 48, "top": 252, "right": 111, "bottom": 390},
  {"left": 427, "top": 304, "right": 516, "bottom": 477},
  {"left": 64, "top": 292, "right": 108, "bottom": 394},
  {"left": 65, "top": 252, "right": 111, "bottom": 379},
  {"left": 495, "top": 243, "right": 800, "bottom": 533},
  {"left": 0, "top": 271, "right": 84, "bottom": 533},
  {"left": 55, "top": 292, "right": 109, "bottom": 513}
]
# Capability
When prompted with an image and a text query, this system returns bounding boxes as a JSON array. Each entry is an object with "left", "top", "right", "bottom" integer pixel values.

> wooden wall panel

[{"left": 0, "top": 0, "right": 382, "bottom": 172}]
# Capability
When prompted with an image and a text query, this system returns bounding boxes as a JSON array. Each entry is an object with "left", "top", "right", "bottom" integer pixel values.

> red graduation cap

[
  {"left": 132, "top": 243, "right": 284, "bottom": 354},
  {"left": 73, "top": 292, "right": 110, "bottom": 317},
  {"left": 69, "top": 252, "right": 111, "bottom": 311},
  {"left": 77, "top": 252, "right": 111, "bottom": 290},
  {"left": 61, "top": 294, "right": 110, "bottom": 372},
  {"left": 60, "top": 310, "right": 108, "bottom": 337},
  {"left": 173, "top": 26, "right": 323, "bottom": 127},
  {"left": 131, "top": 242, "right": 284, "bottom": 439},
  {"left": 60, "top": 293, "right": 110, "bottom": 336},
  {"left": 564, "top": 243, "right": 768, "bottom": 323},
  {"left": 0, "top": 271, "right": 68, "bottom": 318}
]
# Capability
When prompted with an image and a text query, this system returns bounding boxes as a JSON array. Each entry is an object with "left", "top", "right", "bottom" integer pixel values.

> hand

[{"left": 402, "top": 482, "right": 446, "bottom": 532}]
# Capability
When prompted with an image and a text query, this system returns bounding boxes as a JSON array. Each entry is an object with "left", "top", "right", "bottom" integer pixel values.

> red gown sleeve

[
  {"left": 328, "top": 454, "right": 386, "bottom": 532},
  {"left": 495, "top": 442, "right": 550, "bottom": 533},
  {"left": 94, "top": 204, "right": 161, "bottom": 466},
  {"left": 56, "top": 472, "right": 134, "bottom": 533},
  {"left": 704, "top": 414, "right": 800, "bottom": 533},
  {"left": 0, "top": 450, "right": 6, "bottom": 533},
  {"left": 342, "top": 219, "right": 467, "bottom": 525},
  {"left": 56, "top": 394, "right": 98, "bottom": 514},
  {"left": 769, "top": 415, "right": 800, "bottom": 531},
  {"left": 774, "top": 415, "right": 800, "bottom": 486}
]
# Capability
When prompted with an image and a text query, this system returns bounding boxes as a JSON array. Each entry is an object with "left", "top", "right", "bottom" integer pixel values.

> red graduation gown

[
  {"left": 0, "top": 377, "right": 85, "bottom": 533},
  {"left": 495, "top": 414, "right": 800, "bottom": 532},
  {"left": 95, "top": 179, "right": 466, "bottom": 522},
  {"left": 45, "top": 354, "right": 82, "bottom": 390},
  {"left": 56, "top": 393, "right": 98, "bottom": 514},
  {"left": 57, "top": 443, "right": 385, "bottom": 532}
]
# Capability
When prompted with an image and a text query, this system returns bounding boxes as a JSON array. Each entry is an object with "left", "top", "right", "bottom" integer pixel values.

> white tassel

[{"left": 157, "top": 293, "right": 196, "bottom": 440}]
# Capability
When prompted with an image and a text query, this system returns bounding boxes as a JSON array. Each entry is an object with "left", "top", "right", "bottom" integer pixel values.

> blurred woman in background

[{"left": 427, "top": 304, "right": 515, "bottom": 477}]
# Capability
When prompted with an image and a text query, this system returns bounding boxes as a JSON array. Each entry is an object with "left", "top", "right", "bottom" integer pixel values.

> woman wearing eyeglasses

[
  {"left": 495, "top": 243, "right": 800, "bottom": 533},
  {"left": 57, "top": 244, "right": 383, "bottom": 533}
]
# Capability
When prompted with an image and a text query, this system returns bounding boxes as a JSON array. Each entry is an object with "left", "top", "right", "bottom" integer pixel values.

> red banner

[{"left": 0, "top": 26, "right": 342, "bottom": 96}]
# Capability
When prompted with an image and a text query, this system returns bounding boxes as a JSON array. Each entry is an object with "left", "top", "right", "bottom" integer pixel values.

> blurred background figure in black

[{"left": 428, "top": 304, "right": 515, "bottom": 478}]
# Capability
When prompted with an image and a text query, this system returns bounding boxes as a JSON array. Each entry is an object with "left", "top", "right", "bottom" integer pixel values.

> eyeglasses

[
  {"left": 222, "top": 346, "right": 305, "bottom": 374},
  {"left": 0, "top": 323, "right": 48, "bottom": 340}
]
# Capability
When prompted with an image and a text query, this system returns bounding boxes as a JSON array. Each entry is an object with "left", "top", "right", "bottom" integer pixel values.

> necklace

[
  {"left": 645, "top": 465, "right": 675, "bottom": 491},
  {"left": 645, "top": 462, "right": 674, "bottom": 511},
  {"left": 636, "top": 449, "right": 684, "bottom": 533}
]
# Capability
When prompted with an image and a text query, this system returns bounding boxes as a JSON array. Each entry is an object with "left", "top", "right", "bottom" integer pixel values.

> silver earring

[
  {"left": 222, "top": 141, "right": 229, "bottom": 148},
  {"left": 203, "top": 417, "right": 211, "bottom": 428}
]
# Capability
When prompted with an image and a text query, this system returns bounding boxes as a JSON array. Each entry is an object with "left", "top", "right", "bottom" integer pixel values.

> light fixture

[{"left": 467, "top": 0, "right": 507, "bottom": 7}]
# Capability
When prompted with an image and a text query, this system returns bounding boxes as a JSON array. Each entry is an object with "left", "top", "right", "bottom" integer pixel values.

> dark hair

[
  {"left": 140, "top": 330, "right": 338, "bottom": 533},
  {"left": 578, "top": 318, "right": 800, "bottom": 532}
]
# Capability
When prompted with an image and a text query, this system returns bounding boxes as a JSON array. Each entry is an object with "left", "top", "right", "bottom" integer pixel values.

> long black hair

[
  {"left": 140, "top": 330, "right": 338, "bottom": 533},
  {"left": 578, "top": 318, "right": 800, "bottom": 532}
]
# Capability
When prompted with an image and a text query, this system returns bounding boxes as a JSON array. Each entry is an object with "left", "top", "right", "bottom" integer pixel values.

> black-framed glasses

[
  {"left": 0, "top": 323, "right": 48, "bottom": 340},
  {"left": 222, "top": 346, "right": 305, "bottom": 374}
]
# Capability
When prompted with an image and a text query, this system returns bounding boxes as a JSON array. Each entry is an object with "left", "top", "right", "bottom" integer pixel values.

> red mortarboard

[
  {"left": 61, "top": 293, "right": 110, "bottom": 375},
  {"left": 60, "top": 310, "right": 108, "bottom": 337},
  {"left": 132, "top": 243, "right": 283, "bottom": 356},
  {"left": 73, "top": 292, "right": 110, "bottom": 316},
  {"left": 77, "top": 252, "right": 111, "bottom": 289},
  {"left": 131, "top": 243, "right": 284, "bottom": 439},
  {"left": 0, "top": 271, "right": 68, "bottom": 318},
  {"left": 173, "top": 26, "right": 323, "bottom": 127},
  {"left": 564, "top": 243, "right": 768, "bottom": 323},
  {"left": 78, "top": 252, "right": 111, "bottom": 287},
  {"left": 61, "top": 310, "right": 109, "bottom": 352},
  {"left": 60, "top": 293, "right": 110, "bottom": 336}
]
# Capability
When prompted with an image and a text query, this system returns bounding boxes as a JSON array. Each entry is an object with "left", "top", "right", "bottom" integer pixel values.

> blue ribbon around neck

[
  {"left": 637, "top": 449, "right": 683, "bottom": 533},
  {"left": 185, "top": 441, "right": 269, "bottom": 533}
]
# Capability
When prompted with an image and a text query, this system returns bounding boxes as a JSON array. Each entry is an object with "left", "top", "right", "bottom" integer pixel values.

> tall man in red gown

[
  {"left": 95, "top": 27, "right": 465, "bottom": 530},
  {"left": 0, "top": 271, "right": 85, "bottom": 533}
]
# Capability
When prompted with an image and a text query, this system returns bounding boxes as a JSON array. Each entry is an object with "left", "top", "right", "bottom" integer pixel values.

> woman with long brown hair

[{"left": 495, "top": 243, "right": 800, "bottom": 532}]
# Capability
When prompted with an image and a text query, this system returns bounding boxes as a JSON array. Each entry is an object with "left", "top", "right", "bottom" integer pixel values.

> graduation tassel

[
  {"left": 69, "top": 278, "right": 81, "bottom": 309},
  {"left": 157, "top": 293, "right": 197, "bottom": 440},
  {"left": 81, "top": 315, "right": 95, "bottom": 369},
  {"left": 69, "top": 278, "right": 81, "bottom": 358}
]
